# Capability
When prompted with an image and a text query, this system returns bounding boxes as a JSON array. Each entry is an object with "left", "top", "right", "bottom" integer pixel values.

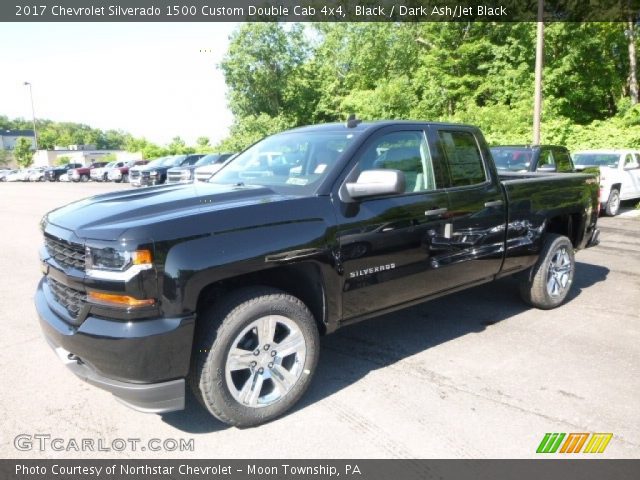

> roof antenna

[{"left": 346, "top": 114, "right": 362, "bottom": 128}]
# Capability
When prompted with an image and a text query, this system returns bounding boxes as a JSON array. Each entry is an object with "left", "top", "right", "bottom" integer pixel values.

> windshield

[
  {"left": 490, "top": 147, "right": 533, "bottom": 171},
  {"left": 163, "top": 155, "right": 186, "bottom": 167},
  {"left": 210, "top": 131, "right": 357, "bottom": 193},
  {"left": 573, "top": 153, "right": 619, "bottom": 168},
  {"left": 182, "top": 155, "right": 202, "bottom": 166},
  {"left": 196, "top": 154, "right": 226, "bottom": 166},
  {"left": 103, "top": 162, "right": 116, "bottom": 169},
  {"left": 142, "top": 157, "right": 168, "bottom": 168}
]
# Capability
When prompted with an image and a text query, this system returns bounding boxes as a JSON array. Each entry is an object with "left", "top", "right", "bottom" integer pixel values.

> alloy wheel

[
  {"left": 546, "top": 247, "right": 572, "bottom": 297},
  {"left": 224, "top": 315, "right": 306, "bottom": 408}
]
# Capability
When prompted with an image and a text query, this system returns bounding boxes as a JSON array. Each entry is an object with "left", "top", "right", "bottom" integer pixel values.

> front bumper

[
  {"left": 35, "top": 277, "right": 194, "bottom": 413},
  {"left": 131, "top": 176, "right": 159, "bottom": 187}
]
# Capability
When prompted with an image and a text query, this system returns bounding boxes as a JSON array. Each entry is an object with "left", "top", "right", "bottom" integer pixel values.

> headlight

[
  {"left": 85, "top": 246, "right": 153, "bottom": 279},
  {"left": 180, "top": 170, "right": 192, "bottom": 179},
  {"left": 149, "top": 170, "right": 158, "bottom": 176}
]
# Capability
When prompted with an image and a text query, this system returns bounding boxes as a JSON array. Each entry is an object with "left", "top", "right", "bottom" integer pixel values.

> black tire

[
  {"left": 102, "top": 173, "right": 108, "bottom": 182},
  {"left": 519, "top": 234, "right": 575, "bottom": 310},
  {"left": 122, "top": 173, "right": 129, "bottom": 183},
  {"left": 190, "top": 287, "right": 320, "bottom": 427},
  {"left": 604, "top": 188, "right": 620, "bottom": 216},
  {"left": 80, "top": 174, "right": 89, "bottom": 182}
]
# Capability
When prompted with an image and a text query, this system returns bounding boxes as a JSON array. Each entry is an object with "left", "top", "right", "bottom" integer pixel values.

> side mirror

[
  {"left": 345, "top": 169, "right": 405, "bottom": 200},
  {"left": 537, "top": 164, "right": 557, "bottom": 172}
]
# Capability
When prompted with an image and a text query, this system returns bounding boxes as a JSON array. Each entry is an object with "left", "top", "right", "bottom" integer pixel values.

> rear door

[
  {"left": 335, "top": 127, "right": 451, "bottom": 320},
  {"left": 426, "top": 126, "right": 507, "bottom": 290}
]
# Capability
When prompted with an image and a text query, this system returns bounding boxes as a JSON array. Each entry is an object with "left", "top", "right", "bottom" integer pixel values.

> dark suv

[{"left": 44, "top": 163, "right": 84, "bottom": 182}]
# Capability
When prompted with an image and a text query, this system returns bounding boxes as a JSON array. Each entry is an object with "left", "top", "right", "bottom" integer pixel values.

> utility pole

[
  {"left": 23, "top": 81, "right": 39, "bottom": 151},
  {"left": 533, "top": 0, "right": 544, "bottom": 145},
  {"left": 628, "top": 16, "right": 638, "bottom": 105}
]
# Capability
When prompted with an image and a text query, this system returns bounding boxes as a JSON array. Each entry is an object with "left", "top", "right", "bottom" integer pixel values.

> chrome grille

[
  {"left": 45, "top": 236, "right": 85, "bottom": 271},
  {"left": 196, "top": 172, "right": 212, "bottom": 182},
  {"left": 129, "top": 170, "right": 141, "bottom": 180},
  {"left": 167, "top": 171, "right": 182, "bottom": 183},
  {"left": 47, "top": 277, "right": 86, "bottom": 321}
]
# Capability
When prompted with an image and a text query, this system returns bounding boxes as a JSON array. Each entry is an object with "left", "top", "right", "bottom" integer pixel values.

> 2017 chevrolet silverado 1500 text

[{"left": 35, "top": 121, "right": 600, "bottom": 426}]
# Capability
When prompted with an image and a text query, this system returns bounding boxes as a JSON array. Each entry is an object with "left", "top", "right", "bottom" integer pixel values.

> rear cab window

[
  {"left": 552, "top": 148, "right": 574, "bottom": 172},
  {"left": 437, "top": 130, "right": 487, "bottom": 187}
]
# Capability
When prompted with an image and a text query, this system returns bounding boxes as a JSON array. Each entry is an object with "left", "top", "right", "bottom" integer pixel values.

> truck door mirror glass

[{"left": 345, "top": 169, "right": 405, "bottom": 199}]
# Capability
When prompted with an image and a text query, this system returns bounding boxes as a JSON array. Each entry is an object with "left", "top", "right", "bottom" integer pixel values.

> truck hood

[{"left": 45, "top": 183, "right": 291, "bottom": 241}]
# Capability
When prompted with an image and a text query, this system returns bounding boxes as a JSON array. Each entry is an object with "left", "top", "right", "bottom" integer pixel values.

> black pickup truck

[
  {"left": 35, "top": 121, "right": 600, "bottom": 427},
  {"left": 44, "top": 162, "right": 84, "bottom": 182},
  {"left": 490, "top": 145, "right": 575, "bottom": 173}
]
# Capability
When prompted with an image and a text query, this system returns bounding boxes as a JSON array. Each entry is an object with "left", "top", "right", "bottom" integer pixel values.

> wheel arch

[
  {"left": 194, "top": 262, "right": 328, "bottom": 336},
  {"left": 545, "top": 212, "right": 584, "bottom": 248}
]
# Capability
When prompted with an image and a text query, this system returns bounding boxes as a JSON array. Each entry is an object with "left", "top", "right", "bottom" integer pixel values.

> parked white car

[
  {"left": 573, "top": 150, "right": 640, "bottom": 216},
  {"left": 28, "top": 167, "right": 46, "bottom": 182},
  {"left": 4, "top": 170, "right": 23, "bottom": 182},
  {"left": 0, "top": 169, "right": 17, "bottom": 182},
  {"left": 90, "top": 161, "right": 115, "bottom": 182}
]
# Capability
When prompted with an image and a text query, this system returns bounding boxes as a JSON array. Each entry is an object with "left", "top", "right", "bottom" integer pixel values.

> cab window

[
  {"left": 537, "top": 150, "right": 556, "bottom": 170},
  {"left": 624, "top": 154, "right": 639, "bottom": 169},
  {"left": 438, "top": 130, "right": 486, "bottom": 186},
  {"left": 553, "top": 149, "right": 574, "bottom": 172},
  {"left": 358, "top": 131, "right": 441, "bottom": 193}
]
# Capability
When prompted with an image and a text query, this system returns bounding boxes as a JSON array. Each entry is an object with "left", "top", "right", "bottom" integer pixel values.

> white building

[
  {"left": 0, "top": 129, "right": 36, "bottom": 151},
  {"left": 32, "top": 148, "right": 142, "bottom": 168}
]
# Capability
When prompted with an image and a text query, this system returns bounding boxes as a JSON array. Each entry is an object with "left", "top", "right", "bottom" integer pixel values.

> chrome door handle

[
  {"left": 484, "top": 200, "right": 504, "bottom": 207},
  {"left": 424, "top": 208, "right": 447, "bottom": 216}
]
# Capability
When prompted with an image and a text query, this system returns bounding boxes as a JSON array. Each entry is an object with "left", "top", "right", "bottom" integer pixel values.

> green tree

[
  {"left": 14, "top": 137, "right": 34, "bottom": 168},
  {"left": 196, "top": 136, "right": 210, "bottom": 148},
  {"left": 215, "top": 114, "right": 294, "bottom": 152},
  {"left": 166, "top": 136, "right": 194, "bottom": 155},
  {"left": 220, "top": 23, "right": 309, "bottom": 118},
  {"left": 55, "top": 155, "right": 71, "bottom": 165},
  {"left": 0, "top": 149, "right": 11, "bottom": 167}
]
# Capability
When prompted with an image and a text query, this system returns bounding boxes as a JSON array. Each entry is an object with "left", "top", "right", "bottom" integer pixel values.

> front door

[{"left": 335, "top": 128, "right": 450, "bottom": 320}]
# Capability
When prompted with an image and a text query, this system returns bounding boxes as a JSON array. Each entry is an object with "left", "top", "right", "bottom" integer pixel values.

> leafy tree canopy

[{"left": 215, "top": 22, "right": 640, "bottom": 152}]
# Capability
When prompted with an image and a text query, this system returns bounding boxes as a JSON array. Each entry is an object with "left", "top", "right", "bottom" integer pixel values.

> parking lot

[{"left": 0, "top": 181, "right": 638, "bottom": 459}]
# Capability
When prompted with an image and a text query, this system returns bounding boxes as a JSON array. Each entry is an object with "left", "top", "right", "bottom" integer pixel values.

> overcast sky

[{"left": 0, "top": 23, "right": 237, "bottom": 146}]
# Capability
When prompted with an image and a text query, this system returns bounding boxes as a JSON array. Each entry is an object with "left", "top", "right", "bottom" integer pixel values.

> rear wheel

[
  {"left": 190, "top": 287, "right": 319, "bottom": 427},
  {"left": 604, "top": 188, "right": 620, "bottom": 216},
  {"left": 80, "top": 174, "right": 89, "bottom": 182},
  {"left": 519, "top": 234, "right": 575, "bottom": 309},
  {"left": 122, "top": 173, "right": 129, "bottom": 183}
]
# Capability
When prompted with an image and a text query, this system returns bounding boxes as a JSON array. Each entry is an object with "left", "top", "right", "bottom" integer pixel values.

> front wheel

[
  {"left": 191, "top": 287, "right": 319, "bottom": 427},
  {"left": 604, "top": 188, "right": 620, "bottom": 216},
  {"left": 519, "top": 234, "right": 575, "bottom": 309}
]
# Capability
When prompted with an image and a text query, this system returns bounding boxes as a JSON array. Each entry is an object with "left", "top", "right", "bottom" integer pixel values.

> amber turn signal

[
  {"left": 88, "top": 291, "right": 155, "bottom": 307},
  {"left": 132, "top": 249, "right": 153, "bottom": 265}
]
